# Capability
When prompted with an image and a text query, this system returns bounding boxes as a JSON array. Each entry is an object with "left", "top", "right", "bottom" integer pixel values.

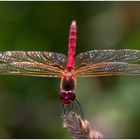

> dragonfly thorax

[
  {"left": 63, "top": 69, "right": 76, "bottom": 78},
  {"left": 60, "top": 76, "right": 76, "bottom": 104}
]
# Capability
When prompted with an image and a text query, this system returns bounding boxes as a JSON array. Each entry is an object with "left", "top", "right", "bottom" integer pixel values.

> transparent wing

[
  {"left": 75, "top": 49, "right": 140, "bottom": 68},
  {"left": 0, "top": 51, "right": 67, "bottom": 68},
  {"left": 76, "top": 62, "right": 140, "bottom": 77},
  {"left": 0, "top": 51, "right": 67, "bottom": 77}
]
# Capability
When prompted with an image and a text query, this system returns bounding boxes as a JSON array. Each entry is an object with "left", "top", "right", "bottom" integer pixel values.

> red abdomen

[{"left": 66, "top": 20, "right": 77, "bottom": 71}]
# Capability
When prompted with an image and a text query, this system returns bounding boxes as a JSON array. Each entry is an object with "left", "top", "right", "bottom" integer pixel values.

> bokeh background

[{"left": 0, "top": 1, "right": 139, "bottom": 138}]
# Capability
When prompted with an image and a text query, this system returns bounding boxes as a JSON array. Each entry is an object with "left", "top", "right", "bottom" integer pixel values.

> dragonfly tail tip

[{"left": 71, "top": 20, "right": 76, "bottom": 26}]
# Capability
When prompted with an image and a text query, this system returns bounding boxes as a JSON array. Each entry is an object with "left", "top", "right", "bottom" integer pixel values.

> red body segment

[{"left": 66, "top": 20, "right": 77, "bottom": 71}]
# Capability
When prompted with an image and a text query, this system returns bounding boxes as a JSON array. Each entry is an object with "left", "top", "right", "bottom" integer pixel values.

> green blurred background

[{"left": 0, "top": 1, "right": 139, "bottom": 138}]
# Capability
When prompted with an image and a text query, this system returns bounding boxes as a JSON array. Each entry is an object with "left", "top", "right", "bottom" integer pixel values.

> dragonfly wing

[
  {"left": 76, "top": 62, "right": 140, "bottom": 77},
  {"left": 0, "top": 51, "right": 67, "bottom": 78},
  {"left": 0, "top": 51, "right": 67, "bottom": 69},
  {"left": 0, "top": 62, "right": 63, "bottom": 77},
  {"left": 75, "top": 49, "right": 140, "bottom": 68}
]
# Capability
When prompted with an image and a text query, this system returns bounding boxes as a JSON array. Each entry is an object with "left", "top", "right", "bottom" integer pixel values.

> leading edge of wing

[
  {"left": 0, "top": 51, "right": 67, "bottom": 69},
  {"left": 75, "top": 49, "right": 140, "bottom": 68}
]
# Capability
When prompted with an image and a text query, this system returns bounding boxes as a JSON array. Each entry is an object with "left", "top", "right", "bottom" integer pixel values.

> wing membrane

[
  {"left": 75, "top": 49, "right": 140, "bottom": 68},
  {"left": 0, "top": 62, "right": 63, "bottom": 77},
  {"left": 76, "top": 62, "right": 140, "bottom": 77},
  {"left": 0, "top": 51, "right": 67, "bottom": 69},
  {"left": 0, "top": 51, "right": 67, "bottom": 77}
]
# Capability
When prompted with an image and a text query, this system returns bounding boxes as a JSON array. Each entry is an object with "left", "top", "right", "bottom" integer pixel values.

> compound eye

[
  {"left": 68, "top": 91, "right": 76, "bottom": 100},
  {"left": 59, "top": 91, "right": 66, "bottom": 100},
  {"left": 59, "top": 91, "right": 76, "bottom": 104}
]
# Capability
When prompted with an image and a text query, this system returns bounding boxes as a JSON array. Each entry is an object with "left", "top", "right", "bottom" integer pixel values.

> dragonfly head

[{"left": 59, "top": 91, "right": 76, "bottom": 104}]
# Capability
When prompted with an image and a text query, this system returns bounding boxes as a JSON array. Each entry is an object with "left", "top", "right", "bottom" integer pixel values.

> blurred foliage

[{"left": 0, "top": 1, "right": 139, "bottom": 138}]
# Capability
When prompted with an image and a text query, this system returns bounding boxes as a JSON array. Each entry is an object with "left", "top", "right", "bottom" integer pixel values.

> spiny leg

[
  {"left": 69, "top": 101, "right": 74, "bottom": 111},
  {"left": 67, "top": 103, "right": 75, "bottom": 113},
  {"left": 74, "top": 99, "right": 84, "bottom": 120},
  {"left": 61, "top": 100, "right": 84, "bottom": 120},
  {"left": 62, "top": 103, "right": 67, "bottom": 115},
  {"left": 72, "top": 100, "right": 78, "bottom": 110},
  {"left": 61, "top": 104, "right": 70, "bottom": 116}
]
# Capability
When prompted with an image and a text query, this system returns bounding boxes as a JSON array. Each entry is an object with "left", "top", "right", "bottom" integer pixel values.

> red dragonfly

[{"left": 0, "top": 20, "right": 140, "bottom": 117}]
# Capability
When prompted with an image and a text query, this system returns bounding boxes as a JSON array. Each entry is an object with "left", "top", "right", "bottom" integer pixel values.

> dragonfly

[{"left": 0, "top": 20, "right": 140, "bottom": 118}]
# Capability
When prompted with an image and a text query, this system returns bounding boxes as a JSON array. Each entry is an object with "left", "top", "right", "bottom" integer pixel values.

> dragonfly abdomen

[{"left": 66, "top": 20, "right": 77, "bottom": 71}]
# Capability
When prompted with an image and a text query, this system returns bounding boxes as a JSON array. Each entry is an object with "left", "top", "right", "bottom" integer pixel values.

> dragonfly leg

[
  {"left": 72, "top": 100, "right": 77, "bottom": 110},
  {"left": 69, "top": 101, "right": 74, "bottom": 111},
  {"left": 74, "top": 99, "right": 84, "bottom": 120},
  {"left": 61, "top": 100, "right": 84, "bottom": 120},
  {"left": 62, "top": 103, "right": 66, "bottom": 115},
  {"left": 61, "top": 104, "right": 70, "bottom": 116}
]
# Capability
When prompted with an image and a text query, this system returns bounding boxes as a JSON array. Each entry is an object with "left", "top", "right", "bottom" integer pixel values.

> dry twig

[{"left": 62, "top": 111, "right": 103, "bottom": 139}]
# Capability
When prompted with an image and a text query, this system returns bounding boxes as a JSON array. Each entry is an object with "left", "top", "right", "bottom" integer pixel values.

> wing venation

[
  {"left": 75, "top": 49, "right": 140, "bottom": 68},
  {"left": 0, "top": 51, "right": 67, "bottom": 78},
  {"left": 76, "top": 62, "right": 140, "bottom": 77}
]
